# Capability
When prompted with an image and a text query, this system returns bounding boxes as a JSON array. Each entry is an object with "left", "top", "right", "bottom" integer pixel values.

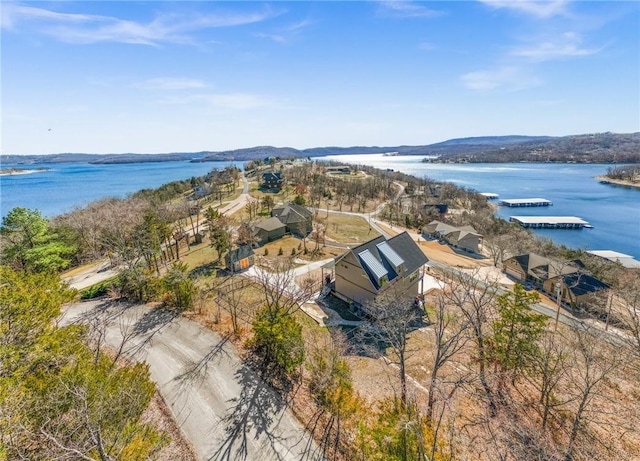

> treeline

[
  {"left": 605, "top": 164, "right": 640, "bottom": 181},
  {"left": 434, "top": 132, "right": 640, "bottom": 163}
]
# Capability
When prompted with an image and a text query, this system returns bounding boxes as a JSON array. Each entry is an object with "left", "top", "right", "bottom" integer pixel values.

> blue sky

[{"left": 2, "top": 1, "right": 639, "bottom": 155}]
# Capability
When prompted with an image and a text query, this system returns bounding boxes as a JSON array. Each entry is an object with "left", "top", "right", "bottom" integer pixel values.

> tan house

[
  {"left": 333, "top": 232, "right": 428, "bottom": 311},
  {"left": 543, "top": 272, "right": 610, "bottom": 310},
  {"left": 422, "top": 220, "right": 483, "bottom": 253},
  {"left": 503, "top": 253, "right": 608, "bottom": 309},
  {"left": 503, "top": 253, "right": 580, "bottom": 287}
]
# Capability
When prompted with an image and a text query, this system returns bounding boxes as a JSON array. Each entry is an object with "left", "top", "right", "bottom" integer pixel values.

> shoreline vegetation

[
  {"left": 595, "top": 175, "right": 640, "bottom": 189},
  {"left": 0, "top": 167, "right": 50, "bottom": 176},
  {"left": 2, "top": 131, "right": 639, "bottom": 166}
]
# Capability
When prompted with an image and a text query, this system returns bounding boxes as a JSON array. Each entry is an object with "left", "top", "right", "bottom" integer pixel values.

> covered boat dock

[
  {"left": 509, "top": 216, "right": 591, "bottom": 229},
  {"left": 500, "top": 198, "right": 552, "bottom": 207}
]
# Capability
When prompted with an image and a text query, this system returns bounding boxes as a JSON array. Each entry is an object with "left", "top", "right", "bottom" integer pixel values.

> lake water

[
  {"left": 0, "top": 160, "right": 241, "bottom": 218},
  {"left": 1, "top": 156, "right": 639, "bottom": 259},
  {"left": 321, "top": 154, "right": 640, "bottom": 260}
]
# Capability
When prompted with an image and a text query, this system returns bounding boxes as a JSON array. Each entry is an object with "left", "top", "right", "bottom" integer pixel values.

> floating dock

[
  {"left": 480, "top": 192, "right": 499, "bottom": 199},
  {"left": 500, "top": 198, "right": 552, "bottom": 207},
  {"left": 510, "top": 216, "right": 591, "bottom": 229}
]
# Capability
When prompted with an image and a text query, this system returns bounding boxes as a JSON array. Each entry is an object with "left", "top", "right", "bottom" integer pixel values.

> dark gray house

[
  {"left": 333, "top": 232, "right": 428, "bottom": 309},
  {"left": 225, "top": 245, "right": 255, "bottom": 272},
  {"left": 271, "top": 203, "right": 313, "bottom": 237},
  {"left": 253, "top": 217, "right": 286, "bottom": 245},
  {"left": 261, "top": 172, "right": 284, "bottom": 190}
]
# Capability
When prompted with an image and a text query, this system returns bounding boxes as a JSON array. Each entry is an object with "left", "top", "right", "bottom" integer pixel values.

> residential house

[
  {"left": 503, "top": 253, "right": 579, "bottom": 287},
  {"left": 261, "top": 172, "right": 284, "bottom": 190},
  {"left": 253, "top": 217, "right": 286, "bottom": 245},
  {"left": 225, "top": 245, "right": 255, "bottom": 272},
  {"left": 271, "top": 203, "right": 313, "bottom": 237},
  {"left": 422, "top": 220, "right": 483, "bottom": 253},
  {"left": 333, "top": 232, "right": 428, "bottom": 311},
  {"left": 543, "top": 272, "right": 610, "bottom": 310},
  {"left": 503, "top": 253, "right": 608, "bottom": 309}
]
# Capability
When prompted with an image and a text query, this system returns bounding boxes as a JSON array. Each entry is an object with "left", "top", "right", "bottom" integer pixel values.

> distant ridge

[{"left": 2, "top": 132, "right": 638, "bottom": 164}]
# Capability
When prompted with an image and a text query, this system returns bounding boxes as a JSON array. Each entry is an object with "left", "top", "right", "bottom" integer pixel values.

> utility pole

[{"left": 554, "top": 280, "right": 562, "bottom": 331}]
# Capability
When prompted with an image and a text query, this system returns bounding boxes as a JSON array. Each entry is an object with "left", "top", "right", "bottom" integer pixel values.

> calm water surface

[
  {"left": 322, "top": 154, "right": 640, "bottom": 259},
  {"left": 1, "top": 156, "right": 639, "bottom": 259},
  {"left": 0, "top": 161, "right": 241, "bottom": 218}
]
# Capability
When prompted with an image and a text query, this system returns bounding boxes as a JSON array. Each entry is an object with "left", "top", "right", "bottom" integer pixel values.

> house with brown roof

[
  {"left": 271, "top": 203, "right": 313, "bottom": 237},
  {"left": 422, "top": 220, "right": 483, "bottom": 253},
  {"left": 333, "top": 232, "right": 428, "bottom": 312}
]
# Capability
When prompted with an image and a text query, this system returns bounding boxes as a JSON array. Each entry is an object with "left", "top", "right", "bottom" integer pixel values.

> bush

[
  {"left": 264, "top": 248, "right": 269, "bottom": 256},
  {"left": 80, "top": 280, "right": 113, "bottom": 299},
  {"left": 278, "top": 247, "right": 284, "bottom": 256},
  {"left": 291, "top": 248, "right": 296, "bottom": 256}
]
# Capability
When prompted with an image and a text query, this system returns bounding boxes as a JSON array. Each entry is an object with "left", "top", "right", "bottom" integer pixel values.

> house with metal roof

[{"left": 333, "top": 232, "right": 428, "bottom": 312}]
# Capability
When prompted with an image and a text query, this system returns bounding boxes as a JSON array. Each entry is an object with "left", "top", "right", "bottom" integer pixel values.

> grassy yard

[{"left": 321, "top": 213, "right": 381, "bottom": 244}]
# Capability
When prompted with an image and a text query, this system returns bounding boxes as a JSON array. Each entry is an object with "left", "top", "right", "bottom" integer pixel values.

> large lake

[
  {"left": 1, "top": 155, "right": 639, "bottom": 259},
  {"left": 321, "top": 154, "right": 640, "bottom": 260}
]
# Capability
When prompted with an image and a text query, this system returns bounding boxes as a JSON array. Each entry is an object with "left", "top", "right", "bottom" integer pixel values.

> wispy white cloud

[
  {"left": 1, "top": 4, "right": 281, "bottom": 46},
  {"left": 478, "top": 0, "right": 569, "bottom": 18},
  {"left": 377, "top": 1, "right": 443, "bottom": 18},
  {"left": 135, "top": 78, "right": 208, "bottom": 91},
  {"left": 461, "top": 66, "right": 541, "bottom": 91},
  {"left": 512, "top": 32, "right": 602, "bottom": 60},
  {"left": 255, "top": 18, "right": 314, "bottom": 44}
]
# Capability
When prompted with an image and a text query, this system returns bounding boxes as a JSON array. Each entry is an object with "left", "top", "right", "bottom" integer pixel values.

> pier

[
  {"left": 480, "top": 192, "right": 499, "bottom": 199},
  {"left": 509, "top": 216, "right": 591, "bottom": 229},
  {"left": 500, "top": 198, "right": 552, "bottom": 207}
]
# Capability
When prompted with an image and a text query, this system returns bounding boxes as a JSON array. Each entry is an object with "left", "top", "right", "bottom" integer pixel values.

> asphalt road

[{"left": 61, "top": 301, "right": 321, "bottom": 461}]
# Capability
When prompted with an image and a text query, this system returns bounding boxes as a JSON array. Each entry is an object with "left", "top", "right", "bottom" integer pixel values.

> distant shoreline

[
  {"left": 595, "top": 175, "right": 640, "bottom": 190},
  {"left": 0, "top": 167, "right": 50, "bottom": 176}
]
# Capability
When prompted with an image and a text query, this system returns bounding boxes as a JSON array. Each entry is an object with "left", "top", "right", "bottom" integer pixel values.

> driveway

[{"left": 61, "top": 301, "right": 321, "bottom": 461}]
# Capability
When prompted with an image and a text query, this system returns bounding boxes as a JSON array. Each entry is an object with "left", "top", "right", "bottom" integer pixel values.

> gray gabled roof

[
  {"left": 386, "top": 232, "right": 428, "bottom": 275},
  {"left": 226, "top": 245, "right": 254, "bottom": 263},
  {"left": 255, "top": 217, "right": 285, "bottom": 232},
  {"left": 271, "top": 203, "right": 312, "bottom": 224},
  {"left": 337, "top": 231, "right": 428, "bottom": 292}
]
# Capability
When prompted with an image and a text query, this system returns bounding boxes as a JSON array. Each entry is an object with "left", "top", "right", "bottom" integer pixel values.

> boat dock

[
  {"left": 500, "top": 198, "right": 552, "bottom": 207},
  {"left": 480, "top": 192, "right": 499, "bottom": 199},
  {"left": 510, "top": 216, "right": 591, "bottom": 229}
]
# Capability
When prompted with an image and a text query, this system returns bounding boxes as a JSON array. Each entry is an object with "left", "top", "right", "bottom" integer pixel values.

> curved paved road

[{"left": 61, "top": 301, "right": 321, "bottom": 461}]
